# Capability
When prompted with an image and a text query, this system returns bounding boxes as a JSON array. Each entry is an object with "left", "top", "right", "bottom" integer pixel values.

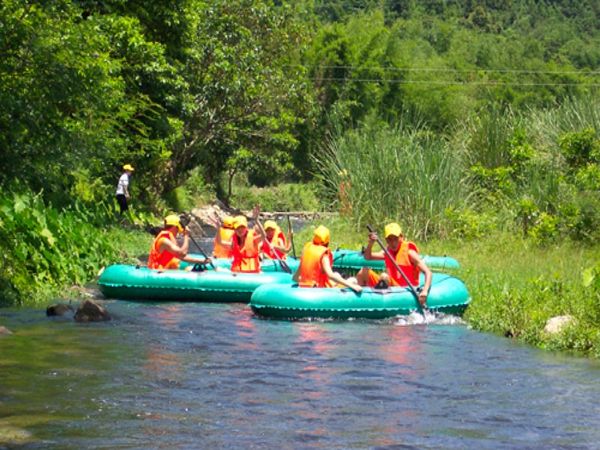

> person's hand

[
  {"left": 251, "top": 204, "right": 260, "bottom": 220},
  {"left": 204, "top": 257, "right": 212, "bottom": 265},
  {"left": 210, "top": 213, "right": 222, "bottom": 228},
  {"left": 368, "top": 232, "right": 378, "bottom": 242},
  {"left": 352, "top": 284, "right": 363, "bottom": 294},
  {"left": 418, "top": 290, "right": 427, "bottom": 306}
]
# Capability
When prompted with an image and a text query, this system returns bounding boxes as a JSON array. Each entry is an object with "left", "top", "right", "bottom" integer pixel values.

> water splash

[{"left": 393, "top": 310, "right": 465, "bottom": 326}]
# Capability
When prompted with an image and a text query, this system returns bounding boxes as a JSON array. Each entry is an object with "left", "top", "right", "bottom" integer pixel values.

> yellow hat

[
  {"left": 223, "top": 216, "right": 235, "bottom": 229},
  {"left": 164, "top": 214, "right": 183, "bottom": 232},
  {"left": 384, "top": 222, "right": 402, "bottom": 238},
  {"left": 123, "top": 164, "right": 134, "bottom": 172},
  {"left": 263, "top": 220, "right": 278, "bottom": 231},
  {"left": 312, "top": 225, "right": 330, "bottom": 245},
  {"left": 234, "top": 215, "right": 248, "bottom": 229}
]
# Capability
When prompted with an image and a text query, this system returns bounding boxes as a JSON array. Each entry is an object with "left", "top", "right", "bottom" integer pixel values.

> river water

[{"left": 1, "top": 300, "right": 600, "bottom": 449}]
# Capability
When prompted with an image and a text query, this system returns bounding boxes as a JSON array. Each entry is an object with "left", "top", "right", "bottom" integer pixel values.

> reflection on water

[{"left": 1, "top": 302, "right": 600, "bottom": 448}]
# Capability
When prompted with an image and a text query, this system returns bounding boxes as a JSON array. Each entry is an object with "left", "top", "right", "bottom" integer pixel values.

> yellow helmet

[
  {"left": 164, "top": 214, "right": 183, "bottom": 232},
  {"left": 312, "top": 225, "right": 330, "bottom": 245},
  {"left": 123, "top": 164, "right": 134, "bottom": 172},
  {"left": 222, "top": 216, "right": 235, "bottom": 229},
  {"left": 384, "top": 222, "right": 402, "bottom": 238},
  {"left": 263, "top": 220, "right": 278, "bottom": 231},
  {"left": 234, "top": 215, "right": 248, "bottom": 229}
]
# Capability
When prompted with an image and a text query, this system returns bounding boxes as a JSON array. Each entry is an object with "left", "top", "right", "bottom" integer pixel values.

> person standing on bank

[{"left": 116, "top": 164, "right": 134, "bottom": 214}]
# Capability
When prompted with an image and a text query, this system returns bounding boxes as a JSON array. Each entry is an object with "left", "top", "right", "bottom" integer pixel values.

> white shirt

[{"left": 116, "top": 173, "right": 129, "bottom": 196}]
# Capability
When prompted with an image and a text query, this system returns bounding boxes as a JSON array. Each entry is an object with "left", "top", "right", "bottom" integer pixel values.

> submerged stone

[
  {"left": 74, "top": 300, "right": 111, "bottom": 322},
  {"left": 46, "top": 303, "right": 74, "bottom": 317}
]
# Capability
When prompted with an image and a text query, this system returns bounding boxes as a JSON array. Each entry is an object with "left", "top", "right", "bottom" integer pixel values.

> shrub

[
  {"left": 0, "top": 189, "right": 148, "bottom": 305},
  {"left": 231, "top": 183, "right": 320, "bottom": 212},
  {"left": 444, "top": 207, "right": 496, "bottom": 240}
]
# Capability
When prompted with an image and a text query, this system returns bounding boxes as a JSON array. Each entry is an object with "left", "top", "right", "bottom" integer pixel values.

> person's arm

[
  {"left": 272, "top": 235, "right": 290, "bottom": 254},
  {"left": 208, "top": 213, "right": 222, "bottom": 229},
  {"left": 216, "top": 228, "right": 233, "bottom": 249},
  {"left": 158, "top": 235, "right": 186, "bottom": 258},
  {"left": 409, "top": 249, "right": 432, "bottom": 306},
  {"left": 363, "top": 232, "right": 385, "bottom": 260},
  {"left": 182, "top": 254, "right": 212, "bottom": 265},
  {"left": 158, "top": 230, "right": 191, "bottom": 258},
  {"left": 123, "top": 175, "right": 130, "bottom": 199},
  {"left": 322, "top": 255, "right": 362, "bottom": 293},
  {"left": 251, "top": 206, "right": 266, "bottom": 245}
]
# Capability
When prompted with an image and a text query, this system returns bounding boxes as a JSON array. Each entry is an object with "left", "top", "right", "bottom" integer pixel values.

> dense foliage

[{"left": 1, "top": 0, "right": 600, "bottom": 336}]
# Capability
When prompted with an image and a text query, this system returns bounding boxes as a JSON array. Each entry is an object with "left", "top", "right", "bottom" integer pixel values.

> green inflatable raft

[
  {"left": 250, "top": 272, "right": 470, "bottom": 320},
  {"left": 331, "top": 249, "right": 460, "bottom": 273},
  {"left": 183, "top": 250, "right": 459, "bottom": 274},
  {"left": 97, "top": 264, "right": 292, "bottom": 302}
]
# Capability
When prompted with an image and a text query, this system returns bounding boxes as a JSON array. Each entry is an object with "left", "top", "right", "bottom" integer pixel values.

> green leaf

[
  {"left": 582, "top": 268, "right": 595, "bottom": 288},
  {"left": 40, "top": 228, "right": 56, "bottom": 247}
]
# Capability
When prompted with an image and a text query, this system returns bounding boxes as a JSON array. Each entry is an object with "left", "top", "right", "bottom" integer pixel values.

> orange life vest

[
  {"left": 261, "top": 229, "right": 287, "bottom": 260},
  {"left": 297, "top": 242, "right": 333, "bottom": 288},
  {"left": 213, "top": 227, "right": 234, "bottom": 259},
  {"left": 148, "top": 230, "right": 181, "bottom": 270},
  {"left": 384, "top": 241, "right": 420, "bottom": 286},
  {"left": 231, "top": 229, "right": 260, "bottom": 273}
]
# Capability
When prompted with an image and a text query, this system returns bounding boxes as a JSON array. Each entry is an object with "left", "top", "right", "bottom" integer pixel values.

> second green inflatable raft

[{"left": 250, "top": 272, "right": 470, "bottom": 320}]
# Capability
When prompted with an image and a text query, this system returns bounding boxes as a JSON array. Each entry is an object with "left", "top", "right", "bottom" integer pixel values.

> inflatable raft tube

[
  {"left": 98, "top": 264, "right": 293, "bottom": 302},
  {"left": 250, "top": 272, "right": 470, "bottom": 320},
  {"left": 331, "top": 250, "right": 460, "bottom": 272},
  {"left": 181, "top": 256, "right": 300, "bottom": 273},
  {"left": 183, "top": 251, "right": 458, "bottom": 273}
]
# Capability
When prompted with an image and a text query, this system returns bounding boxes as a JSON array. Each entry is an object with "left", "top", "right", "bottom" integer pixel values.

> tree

[{"left": 174, "top": 0, "right": 313, "bottom": 200}]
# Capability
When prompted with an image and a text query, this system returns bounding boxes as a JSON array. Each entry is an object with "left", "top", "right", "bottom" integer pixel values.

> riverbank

[{"left": 2, "top": 211, "right": 600, "bottom": 358}]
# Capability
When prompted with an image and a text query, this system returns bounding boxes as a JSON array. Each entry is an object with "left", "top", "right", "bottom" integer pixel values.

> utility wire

[
  {"left": 311, "top": 77, "right": 600, "bottom": 86},
  {"left": 285, "top": 64, "right": 600, "bottom": 76}
]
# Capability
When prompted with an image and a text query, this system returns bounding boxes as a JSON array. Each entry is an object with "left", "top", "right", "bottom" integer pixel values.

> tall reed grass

[
  {"left": 527, "top": 96, "right": 600, "bottom": 151},
  {"left": 314, "top": 121, "right": 470, "bottom": 240}
]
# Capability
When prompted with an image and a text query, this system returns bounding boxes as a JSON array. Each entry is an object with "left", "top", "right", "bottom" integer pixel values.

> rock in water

[
  {"left": 74, "top": 300, "right": 111, "bottom": 322},
  {"left": 46, "top": 303, "right": 74, "bottom": 317}
]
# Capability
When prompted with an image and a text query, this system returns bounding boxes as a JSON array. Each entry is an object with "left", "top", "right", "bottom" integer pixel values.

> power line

[
  {"left": 285, "top": 64, "right": 600, "bottom": 76},
  {"left": 311, "top": 77, "right": 600, "bottom": 86}
]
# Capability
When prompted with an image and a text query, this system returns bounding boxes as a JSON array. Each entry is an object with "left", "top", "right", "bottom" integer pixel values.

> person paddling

[
  {"left": 293, "top": 225, "right": 362, "bottom": 293},
  {"left": 211, "top": 215, "right": 235, "bottom": 259},
  {"left": 148, "top": 215, "right": 211, "bottom": 270},
  {"left": 260, "top": 220, "right": 292, "bottom": 260},
  {"left": 356, "top": 222, "right": 431, "bottom": 306},
  {"left": 217, "top": 206, "right": 265, "bottom": 273}
]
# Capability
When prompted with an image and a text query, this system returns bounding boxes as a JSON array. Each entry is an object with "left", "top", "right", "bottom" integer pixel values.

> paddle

[
  {"left": 366, "top": 224, "right": 426, "bottom": 314},
  {"left": 179, "top": 214, "right": 216, "bottom": 270},
  {"left": 256, "top": 215, "right": 292, "bottom": 274},
  {"left": 286, "top": 215, "right": 297, "bottom": 259}
]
